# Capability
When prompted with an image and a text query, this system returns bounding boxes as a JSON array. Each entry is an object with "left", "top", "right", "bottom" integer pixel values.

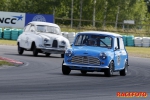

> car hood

[
  {"left": 39, "top": 33, "right": 68, "bottom": 42},
  {"left": 38, "top": 33, "right": 70, "bottom": 48},
  {"left": 72, "top": 46, "right": 112, "bottom": 57}
]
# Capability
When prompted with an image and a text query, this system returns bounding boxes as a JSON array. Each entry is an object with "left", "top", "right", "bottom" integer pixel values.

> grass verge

[
  {"left": 0, "top": 60, "right": 13, "bottom": 66},
  {"left": 126, "top": 47, "right": 150, "bottom": 58},
  {"left": 0, "top": 39, "right": 17, "bottom": 46}
]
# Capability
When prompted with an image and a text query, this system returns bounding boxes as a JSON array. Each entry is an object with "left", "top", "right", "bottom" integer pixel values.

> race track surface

[{"left": 0, "top": 45, "right": 150, "bottom": 100}]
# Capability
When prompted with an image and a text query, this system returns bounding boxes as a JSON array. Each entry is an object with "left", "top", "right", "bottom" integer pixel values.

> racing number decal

[{"left": 117, "top": 55, "right": 120, "bottom": 65}]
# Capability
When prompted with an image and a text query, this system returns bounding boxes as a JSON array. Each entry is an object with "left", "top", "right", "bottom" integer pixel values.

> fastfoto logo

[
  {"left": 117, "top": 92, "right": 148, "bottom": 98},
  {"left": 0, "top": 15, "right": 23, "bottom": 24}
]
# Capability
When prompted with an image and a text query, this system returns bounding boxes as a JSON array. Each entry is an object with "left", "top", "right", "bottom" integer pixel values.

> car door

[
  {"left": 19, "top": 24, "right": 31, "bottom": 48},
  {"left": 114, "top": 37, "right": 123, "bottom": 70},
  {"left": 24, "top": 25, "right": 35, "bottom": 49},
  {"left": 119, "top": 37, "right": 127, "bottom": 69}
]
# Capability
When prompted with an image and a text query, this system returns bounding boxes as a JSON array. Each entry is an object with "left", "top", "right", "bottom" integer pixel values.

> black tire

[
  {"left": 104, "top": 61, "right": 114, "bottom": 77},
  {"left": 33, "top": 44, "right": 38, "bottom": 56},
  {"left": 18, "top": 44, "right": 24, "bottom": 55},
  {"left": 81, "top": 70, "right": 87, "bottom": 75},
  {"left": 62, "top": 61, "right": 71, "bottom": 75},
  {"left": 45, "top": 53, "right": 51, "bottom": 57},
  {"left": 120, "top": 61, "right": 128, "bottom": 76},
  {"left": 61, "top": 54, "right": 64, "bottom": 58}
]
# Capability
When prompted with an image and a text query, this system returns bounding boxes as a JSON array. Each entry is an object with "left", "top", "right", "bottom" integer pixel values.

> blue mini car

[{"left": 62, "top": 31, "right": 128, "bottom": 77}]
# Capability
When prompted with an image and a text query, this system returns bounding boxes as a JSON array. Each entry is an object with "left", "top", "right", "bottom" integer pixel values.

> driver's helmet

[{"left": 88, "top": 38, "right": 96, "bottom": 46}]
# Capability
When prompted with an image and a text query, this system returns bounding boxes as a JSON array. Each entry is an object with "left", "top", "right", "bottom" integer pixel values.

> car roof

[
  {"left": 29, "top": 21, "right": 59, "bottom": 27},
  {"left": 77, "top": 31, "right": 122, "bottom": 37}
]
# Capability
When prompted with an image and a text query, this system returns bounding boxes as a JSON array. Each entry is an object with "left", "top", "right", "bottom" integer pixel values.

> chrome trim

[
  {"left": 71, "top": 56, "right": 100, "bottom": 65},
  {"left": 63, "top": 63, "right": 109, "bottom": 68}
]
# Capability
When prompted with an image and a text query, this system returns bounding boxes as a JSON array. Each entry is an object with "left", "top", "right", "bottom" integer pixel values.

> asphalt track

[{"left": 0, "top": 45, "right": 150, "bottom": 100}]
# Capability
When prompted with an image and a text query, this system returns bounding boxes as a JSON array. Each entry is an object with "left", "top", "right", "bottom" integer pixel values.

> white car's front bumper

[{"left": 40, "top": 47, "right": 66, "bottom": 54}]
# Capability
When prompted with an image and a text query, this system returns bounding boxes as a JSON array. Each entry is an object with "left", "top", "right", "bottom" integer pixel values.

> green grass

[
  {"left": 0, "top": 60, "right": 13, "bottom": 66},
  {"left": 0, "top": 39, "right": 17, "bottom": 46},
  {"left": 126, "top": 47, "right": 150, "bottom": 58}
]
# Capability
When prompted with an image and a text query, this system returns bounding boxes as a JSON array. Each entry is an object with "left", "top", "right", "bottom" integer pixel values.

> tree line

[{"left": 0, "top": 0, "right": 149, "bottom": 28}]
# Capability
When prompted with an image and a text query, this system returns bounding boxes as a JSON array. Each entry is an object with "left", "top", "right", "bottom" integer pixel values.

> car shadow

[
  {"left": 4, "top": 53, "right": 61, "bottom": 58},
  {"left": 51, "top": 72, "right": 119, "bottom": 77}
]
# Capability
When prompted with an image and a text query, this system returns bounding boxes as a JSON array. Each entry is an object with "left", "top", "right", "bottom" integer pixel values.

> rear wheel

[
  {"left": 33, "top": 44, "right": 38, "bottom": 56},
  {"left": 18, "top": 44, "right": 24, "bottom": 55},
  {"left": 120, "top": 61, "right": 128, "bottom": 76},
  {"left": 81, "top": 70, "right": 87, "bottom": 75},
  {"left": 62, "top": 61, "right": 71, "bottom": 75},
  {"left": 104, "top": 61, "right": 114, "bottom": 77},
  {"left": 45, "top": 53, "right": 51, "bottom": 57}
]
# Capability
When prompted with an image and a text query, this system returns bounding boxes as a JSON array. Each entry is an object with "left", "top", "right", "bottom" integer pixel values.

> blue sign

[{"left": 25, "top": 13, "right": 54, "bottom": 26}]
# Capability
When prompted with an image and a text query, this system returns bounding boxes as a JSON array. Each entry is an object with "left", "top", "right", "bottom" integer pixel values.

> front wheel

[
  {"left": 104, "top": 61, "right": 114, "bottom": 77},
  {"left": 18, "top": 44, "right": 24, "bottom": 55},
  {"left": 120, "top": 61, "right": 128, "bottom": 76},
  {"left": 33, "top": 45, "right": 38, "bottom": 56},
  {"left": 62, "top": 61, "right": 71, "bottom": 75}
]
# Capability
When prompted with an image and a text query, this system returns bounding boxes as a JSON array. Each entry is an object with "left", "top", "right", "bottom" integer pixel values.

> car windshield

[
  {"left": 74, "top": 34, "right": 112, "bottom": 48},
  {"left": 36, "top": 25, "right": 61, "bottom": 34}
]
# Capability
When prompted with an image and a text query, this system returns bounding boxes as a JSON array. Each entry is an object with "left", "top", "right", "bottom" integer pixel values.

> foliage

[{"left": 0, "top": 0, "right": 148, "bottom": 27}]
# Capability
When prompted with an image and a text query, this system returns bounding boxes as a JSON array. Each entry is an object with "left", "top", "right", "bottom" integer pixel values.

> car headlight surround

[
  {"left": 44, "top": 38, "right": 49, "bottom": 44},
  {"left": 61, "top": 41, "right": 66, "bottom": 45},
  {"left": 65, "top": 49, "right": 73, "bottom": 57},
  {"left": 100, "top": 52, "right": 107, "bottom": 60}
]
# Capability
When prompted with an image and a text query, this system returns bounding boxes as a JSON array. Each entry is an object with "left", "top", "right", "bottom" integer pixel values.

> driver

[{"left": 88, "top": 38, "right": 96, "bottom": 46}]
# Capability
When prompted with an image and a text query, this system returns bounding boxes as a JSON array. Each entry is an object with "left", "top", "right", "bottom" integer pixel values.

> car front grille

[
  {"left": 52, "top": 40, "right": 58, "bottom": 48},
  {"left": 71, "top": 56, "right": 100, "bottom": 65}
]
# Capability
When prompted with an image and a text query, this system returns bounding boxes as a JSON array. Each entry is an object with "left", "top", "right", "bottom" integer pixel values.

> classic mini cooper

[
  {"left": 17, "top": 21, "right": 70, "bottom": 57},
  {"left": 62, "top": 31, "right": 128, "bottom": 77}
]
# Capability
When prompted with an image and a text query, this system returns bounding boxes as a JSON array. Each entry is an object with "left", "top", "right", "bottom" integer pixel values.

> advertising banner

[
  {"left": 25, "top": 13, "right": 54, "bottom": 26},
  {"left": 0, "top": 11, "right": 54, "bottom": 28},
  {"left": 0, "top": 11, "right": 25, "bottom": 28}
]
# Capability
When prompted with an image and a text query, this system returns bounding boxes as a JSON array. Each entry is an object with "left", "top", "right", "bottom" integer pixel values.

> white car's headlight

[
  {"left": 100, "top": 52, "right": 107, "bottom": 60},
  {"left": 44, "top": 38, "right": 49, "bottom": 44},
  {"left": 61, "top": 41, "right": 66, "bottom": 45},
  {"left": 65, "top": 49, "right": 73, "bottom": 57}
]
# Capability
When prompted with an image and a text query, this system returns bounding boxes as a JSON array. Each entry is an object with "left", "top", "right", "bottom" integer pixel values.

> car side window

[
  {"left": 24, "top": 24, "right": 31, "bottom": 32},
  {"left": 119, "top": 38, "right": 125, "bottom": 50},
  {"left": 29, "top": 25, "right": 35, "bottom": 32},
  {"left": 114, "top": 38, "right": 120, "bottom": 50}
]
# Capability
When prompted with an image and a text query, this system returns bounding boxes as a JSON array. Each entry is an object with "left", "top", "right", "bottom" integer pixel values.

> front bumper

[
  {"left": 63, "top": 63, "right": 109, "bottom": 71},
  {"left": 40, "top": 47, "right": 65, "bottom": 54}
]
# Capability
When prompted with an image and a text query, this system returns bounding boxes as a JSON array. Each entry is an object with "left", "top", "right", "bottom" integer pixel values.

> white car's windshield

[
  {"left": 74, "top": 34, "right": 112, "bottom": 48},
  {"left": 36, "top": 25, "right": 61, "bottom": 34}
]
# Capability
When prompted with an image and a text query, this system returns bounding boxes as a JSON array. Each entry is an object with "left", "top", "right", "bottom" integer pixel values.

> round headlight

[
  {"left": 44, "top": 38, "right": 49, "bottom": 43},
  {"left": 61, "top": 41, "right": 66, "bottom": 45},
  {"left": 100, "top": 52, "right": 107, "bottom": 59},
  {"left": 65, "top": 49, "right": 72, "bottom": 57}
]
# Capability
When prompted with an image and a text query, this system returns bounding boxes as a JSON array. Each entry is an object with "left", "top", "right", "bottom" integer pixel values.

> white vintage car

[{"left": 17, "top": 21, "right": 70, "bottom": 57}]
